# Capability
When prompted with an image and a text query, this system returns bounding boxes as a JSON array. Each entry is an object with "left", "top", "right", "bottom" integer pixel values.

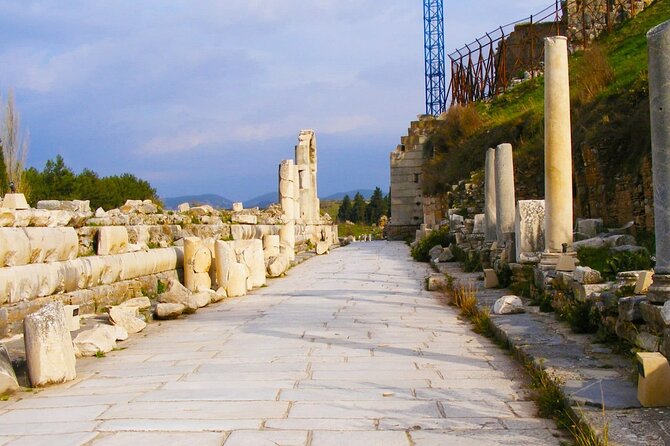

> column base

[
  {"left": 647, "top": 273, "right": 670, "bottom": 303},
  {"left": 539, "top": 251, "right": 577, "bottom": 271}
]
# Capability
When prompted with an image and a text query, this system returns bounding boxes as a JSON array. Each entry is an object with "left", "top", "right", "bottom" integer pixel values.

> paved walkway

[{"left": 0, "top": 242, "right": 565, "bottom": 445}]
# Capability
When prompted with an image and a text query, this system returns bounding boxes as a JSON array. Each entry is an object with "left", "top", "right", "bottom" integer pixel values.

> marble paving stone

[
  {"left": 0, "top": 242, "right": 558, "bottom": 445},
  {"left": 99, "top": 401, "right": 289, "bottom": 420},
  {"left": 97, "top": 419, "right": 259, "bottom": 432},
  {"left": 310, "top": 431, "right": 410, "bottom": 446},
  {"left": 4, "top": 432, "right": 97, "bottom": 446},
  {"left": 223, "top": 430, "right": 307, "bottom": 446},
  {"left": 91, "top": 432, "right": 224, "bottom": 446}
]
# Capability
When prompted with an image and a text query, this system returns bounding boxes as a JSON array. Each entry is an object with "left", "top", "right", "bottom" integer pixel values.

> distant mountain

[
  {"left": 245, "top": 192, "right": 278, "bottom": 209},
  {"left": 162, "top": 194, "right": 234, "bottom": 210},
  {"left": 322, "top": 189, "right": 375, "bottom": 201}
]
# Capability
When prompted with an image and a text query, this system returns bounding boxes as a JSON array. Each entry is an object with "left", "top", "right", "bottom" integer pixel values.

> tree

[
  {"left": 337, "top": 194, "right": 352, "bottom": 222},
  {"left": 350, "top": 192, "right": 367, "bottom": 224},
  {"left": 41, "top": 155, "right": 76, "bottom": 200},
  {"left": 365, "top": 187, "right": 387, "bottom": 224},
  {"left": 1, "top": 91, "right": 29, "bottom": 193}
]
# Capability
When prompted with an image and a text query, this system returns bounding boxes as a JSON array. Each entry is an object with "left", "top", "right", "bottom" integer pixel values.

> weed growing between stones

[
  {"left": 526, "top": 362, "right": 609, "bottom": 446},
  {"left": 156, "top": 280, "right": 167, "bottom": 295},
  {"left": 94, "top": 351, "right": 105, "bottom": 358},
  {"left": 438, "top": 275, "right": 493, "bottom": 336}
]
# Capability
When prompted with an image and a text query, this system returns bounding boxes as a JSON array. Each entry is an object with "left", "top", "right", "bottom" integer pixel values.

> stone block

[
  {"left": 484, "top": 269, "right": 499, "bottom": 288},
  {"left": 635, "top": 331, "right": 661, "bottom": 352},
  {"left": 514, "top": 200, "right": 545, "bottom": 262},
  {"left": 555, "top": 255, "right": 576, "bottom": 272},
  {"left": 426, "top": 274, "right": 447, "bottom": 291},
  {"left": 227, "top": 263, "right": 249, "bottom": 298},
  {"left": 493, "top": 295, "right": 525, "bottom": 314},
  {"left": 618, "top": 296, "right": 646, "bottom": 323},
  {"left": 0, "top": 345, "right": 19, "bottom": 394},
  {"left": 316, "top": 241, "right": 329, "bottom": 255},
  {"left": 73, "top": 324, "right": 121, "bottom": 357},
  {"left": 637, "top": 352, "right": 670, "bottom": 407},
  {"left": 267, "top": 254, "right": 290, "bottom": 278},
  {"left": 24, "top": 301, "right": 76, "bottom": 386},
  {"left": 573, "top": 266, "right": 602, "bottom": 285},
  {"left": 575, "top": 218, "right": 603, "bottom": 238},
  {"left": 177, "top": 202, "right": 190, "bottom": 213},
  {"left": 473, "top": 214, "right": 484, "bottom": 234},
  {"left": 232, "top": 202, "right": 244, "bottom": 212},
  {"left": 635, "top": 271, "right": 654, "bottom": 294},
  {"left": 97, "top": 226, "right": 129, "bottom": 256},
  {"left": 109, "top": 306, "right": 146, "bottom": 334},
  {"left": 0, "top": 227, "right": 30, "bottom": 267},
  {"left": 263, "top": 235, "right": 281, "bottom": 259},
  {"left": 572, "top": 282, "right": 611, "bottom": 301},
  {"left": 155, "top": 302, "right": 185, "bottom": 320},
  {"left": 232, "top": 214, "right": 258, "bottom": 225},
  {"left": 63, "top": 304, "right": 80, "bottom": 331},
  {"left": 2, "top": 193, "right": 29, "bottom": 209},
  {"left": 24, "top": 227, "right": 79, "bottom": 263},
  {"left": 640, "top": 301, "right": 670, "bottom": 334}
]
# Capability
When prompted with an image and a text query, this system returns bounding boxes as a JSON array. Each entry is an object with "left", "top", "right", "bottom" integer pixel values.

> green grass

[
  {"left": 338, "top": 223, "right": 383, "bottom": 240},
  {"left": 425, "top": 0, "right": 670, "bottom": 206}
]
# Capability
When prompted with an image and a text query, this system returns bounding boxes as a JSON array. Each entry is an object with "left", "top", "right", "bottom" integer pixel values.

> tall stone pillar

[
  {"left": 494, "top": 143, "right": 515, "bottom": 241},
  {"left": 543, "top": 36, "right": 574, "bottom": 256},
  {"left": 278, "top": 160, "right": 295, "bottom": 221},
  {"left": 484, "top": 148, "right": 497, "bottom": 242},
  {"left": 647, "top": 20, "right": 670, "bottom": 302},
  {"left": 295, "top": 130, "right": 320, "bottom": 224}
]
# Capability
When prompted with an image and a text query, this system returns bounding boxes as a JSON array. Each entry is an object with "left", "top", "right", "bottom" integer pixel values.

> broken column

[
  {"left": 494, "top": 143, "right": 515, "bottom": 242},
  {"left": 542, "top": 36, "right": 574, "bottom": 264},
  {"left": 183, "top": 237, "right": 212, "bottom": 292},
  {"left": 24, "top": 301, "right": 77, "bottom": 386},
  {"left": 484, "top": 147, "right": 497, "bottom": 242},
  {"left": 647, "top": 20, "right": 670, "bottom": 302},
  {"left": 295, "top": 130, "right": 320, "bottom": 224},
  {"left": 515, "top": 200, "right": 545, "bottom": 263},
  {"left": 278, "top": 160, "right": 295, "bottom": 221}
]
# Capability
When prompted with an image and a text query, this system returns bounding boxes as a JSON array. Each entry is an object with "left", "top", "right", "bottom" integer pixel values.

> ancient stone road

[{"left": 0, "top": 242, "right": 564, "bottom": 445}]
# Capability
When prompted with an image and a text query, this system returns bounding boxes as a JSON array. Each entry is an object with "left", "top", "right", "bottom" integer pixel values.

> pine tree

[
  {"left": 337, "top": 194, "right": 352, "bottom": 222},
  {"left": 366, "top": 187, "right": 386, "bottom": 224},
  {"left": 351, "top": 192, "right": 367, "bottom": 223}
]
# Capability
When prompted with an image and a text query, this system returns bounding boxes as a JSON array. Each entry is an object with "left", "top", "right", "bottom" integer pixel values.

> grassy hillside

[{"left": 424, "top": 0, "right": 670, "bottom": 205}]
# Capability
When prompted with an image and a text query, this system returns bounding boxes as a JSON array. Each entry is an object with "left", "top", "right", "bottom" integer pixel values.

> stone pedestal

[
  {"left": 648, "top": 20, "right": 670, "bottom": 303},
  {"left": 515, "top": 200, "right": 545, "bottom": 263},
  {"left": 1, "top": 193, "right": 29, "bottom": 209},
  {"left": 544, "top": 36, "right": 574, "bottom": 255},
  {"left": 484, "top": 148, "right": 497, "bottom": 242},
  {"left": 494, "top": 143, "right": 515, "bottom": 242}
]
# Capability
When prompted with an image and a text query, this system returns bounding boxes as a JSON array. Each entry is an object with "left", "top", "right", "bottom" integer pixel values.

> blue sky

[{"left": 0, "top": 0, "right": 551, "bottom": 201}]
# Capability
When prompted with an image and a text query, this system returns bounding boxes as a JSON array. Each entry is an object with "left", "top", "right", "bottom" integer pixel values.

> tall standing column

[
  {"left": 484, "top": 148, "right": 497, "bottom": 242},
  {"left": 278, "top": 160, "right": 295, "bottom": 221},
  {"left": 647, "top": 20, "right": 670, "bottom": 302},
  {"left": 494, "top": 143, "right": 515, "bottom": 241},
  {"left": 543, "top": 36, "right": 573, "bottom": 254}
]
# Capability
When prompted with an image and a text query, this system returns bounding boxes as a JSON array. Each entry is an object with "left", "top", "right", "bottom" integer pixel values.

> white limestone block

[
  {"left": 232, "top": 202, "right": 244, "bottom": 212},
  {"left": 192, "top": 272, "right": 212, "bottom": 292},
  {"left": 316, "top": 241, "right": 329, "bottom": 255},
  {"left": 515, "top": 200, "right": 545, "bottom": 262},
  {"left": 493, "top": 295, "right": 525, "bottom": 315},
  {"left": 63, "top": 305, "right": 80, "bottom": 331},
  {"left": 267, "top": 255, "right": 290, "bottom": 277},
  {"left": 214, "top": 241, "right": 236, "bottom": 292},
  {"left": 120, "top": 296, "right": 151, "bottom": 310},
  {"left": 232, "top": 214, "right": 257, "bottom": 225},
  {"left": 0, "top": 345, "right": 19, "bottom": 394},
  {"left": 155, "top": 302, "right": 185, "bottom": 319},
  {"left": 484, "top": 269, "right": 499, "bottom": 289},
  {"left": 279, "top": 222, "right": 296, "bottom": 261},
  {"left": 24, "top": 227, "right": 79, "bottom": 263},
  {"left": 0, "top": 209, "right": 15, "bottom": 227},
  {"left": 0, "top": 227, "right": 30, "bottom": 266},
  {"left": 263, "top": 235, "right": 281, "bottom": 260},
  {"left": 73, "top": 324, "right": 119, "bottom": 357},
  {"left": 2, "top": 193, "right": 29, "bottom": 209},
  {"left": 97, "top": 226, "right": 129, "bottom": 256},
  {"left": 109, "top": 306, "right": 146, "bottom": 334},
  {"left": 24, "top": 301, "right": 76, "bottom": 386},
  {"left": 177, "top": 202, "right": 190, "bottom": 213},
  {"left": 227, "top": 263, "right": 249, "bottom": 297},
  {"left": 192, "top": 291, "right": 211, "bottom": 308}
]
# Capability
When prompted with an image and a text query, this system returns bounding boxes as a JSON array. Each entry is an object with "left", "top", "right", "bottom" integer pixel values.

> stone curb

[{"left": 434, "top": 262, "right": 670, "bottom": 446}]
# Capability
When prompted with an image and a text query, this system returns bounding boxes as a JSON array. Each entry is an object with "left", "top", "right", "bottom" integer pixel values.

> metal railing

[{"left": 448, "top": 0, "right": 648, "bottom": 106}]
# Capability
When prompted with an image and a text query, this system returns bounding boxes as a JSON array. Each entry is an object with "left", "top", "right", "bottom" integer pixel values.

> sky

[{"left": 0, "top": 0, "right": 551, "bottom": 201}]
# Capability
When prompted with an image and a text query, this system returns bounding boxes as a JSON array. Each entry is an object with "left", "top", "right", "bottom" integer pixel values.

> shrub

[
  {"left": 573, "top": 44, "right": 614, "bottom": 104},
  {"left": 577, "top": 246, "right": 654, "bottom": 281},
  {"left": 411, "top": 227, "right": 453, "bottom": 262}
]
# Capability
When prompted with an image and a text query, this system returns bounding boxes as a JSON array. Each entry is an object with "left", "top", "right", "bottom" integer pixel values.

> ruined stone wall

[
  {"left": 388, "top": 116, "right": 443, "bottom": 239},
  {"left": 0, "top": 199, "right": 338, "bottom": 338}
]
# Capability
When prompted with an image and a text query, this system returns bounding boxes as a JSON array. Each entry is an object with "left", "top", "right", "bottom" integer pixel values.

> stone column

[
  {"left": 647, "top": 20, "right": 670, "bottom": 302},
  {"left": 291, "top": 163, "right": 301, "bottom": 221},
  {"left": 543, "top": 36, "right": 573, "bottom": 254},
  {"left": 494, "top": 143, "right": 515, "bottom": 241},
  {"left": 183, "top": 237, "right": 212, "bottom": 292},
  {"left": 278, "top": 160, "right": 295, "bottom": 221},
  {"left": 484, "top": 148, "right": 497, "bottom": 242}
]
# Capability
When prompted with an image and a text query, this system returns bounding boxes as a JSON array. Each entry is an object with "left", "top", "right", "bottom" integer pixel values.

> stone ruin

[
  {"left": 413, "top": 31, "right": 670, "bottom": 405},
  {"left": 0, "top": 129, "right": 337, "bottom": 393}
]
